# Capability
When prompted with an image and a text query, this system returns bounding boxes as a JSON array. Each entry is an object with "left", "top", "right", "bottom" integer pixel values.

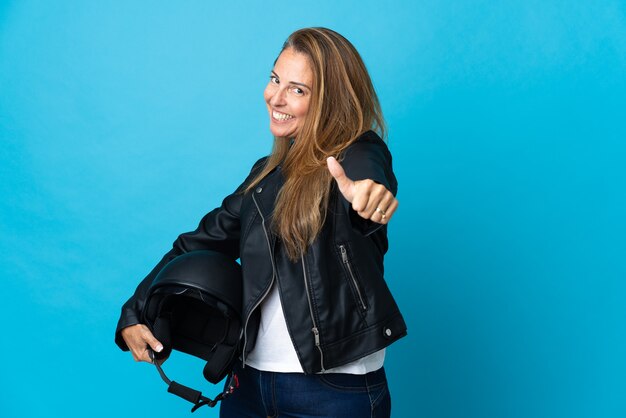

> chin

[
  {"left": 270, "top": 123, "right": 297, "bottom": 138},
  {"left": 272, "top": 131, "right": 295, "bottom": 138}
]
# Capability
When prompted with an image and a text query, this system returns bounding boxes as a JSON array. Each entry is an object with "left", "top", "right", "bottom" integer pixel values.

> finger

[
  {"left": 351, "top": 179, "right": 377, "bottom": 213},
  {"left": 327, "top": 157, "right": 355, "bottom": 202},
  {"left": 360, "top": 184, "right": 390, "bottom": 219},
  {"left": 121, "top": 326, "right": 147, "bottom": 362},
  {"left": 123, "top": 324, "right": 163, "bottom": 363},
  {"left": 129, "top": 344, "right": 150, "bottom": 363},
  {"left": 127, "top": 340, "right": 151, "bottom": 363},
  {"left": 140, "top": 347, "right": 154, "bottom": 363},
  {"left": 129, "top": 348, "right": 142, "bottom": 362},
  {"left": 379, "top": 198, "right": 399, "bottom": 224},
  {"left": 141, "top": 327, "right": 164, "bottom": 354},
  {"left": 367, "top": 192, "right": 395, "bottom": 224}
]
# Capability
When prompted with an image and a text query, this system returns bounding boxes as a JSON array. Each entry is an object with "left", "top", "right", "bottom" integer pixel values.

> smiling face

[{"left": 264, "top": 48, "right": 314, "bottom": 139}]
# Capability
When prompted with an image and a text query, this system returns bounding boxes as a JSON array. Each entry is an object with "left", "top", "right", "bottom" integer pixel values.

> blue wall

[{"left": 1, "top": 1, "right": 625, "bottom": 417}]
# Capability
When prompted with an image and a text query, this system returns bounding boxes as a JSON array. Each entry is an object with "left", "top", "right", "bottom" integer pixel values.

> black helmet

[{"left": 141, "top": 250, "right": 243, "bottom": 411}]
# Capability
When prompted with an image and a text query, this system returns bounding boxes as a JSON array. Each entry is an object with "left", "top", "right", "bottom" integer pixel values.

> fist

[
  {"left": 326, "top": 156, "right": 398, "bottom": 224},
  {"left": 120, "top": 324, "right": 167, "bottom": 365}
]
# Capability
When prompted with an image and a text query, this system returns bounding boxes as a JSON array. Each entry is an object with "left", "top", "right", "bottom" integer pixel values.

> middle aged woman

[{"left": 115, "top": 27, "right": 407, "bottom": 418}]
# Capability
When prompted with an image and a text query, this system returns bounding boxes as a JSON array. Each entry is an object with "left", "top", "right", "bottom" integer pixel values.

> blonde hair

[{"left": 245, "top": 27, "right": 386, "bottom": 261}]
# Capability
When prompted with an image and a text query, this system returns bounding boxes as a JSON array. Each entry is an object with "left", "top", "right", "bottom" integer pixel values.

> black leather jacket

[{"left": 115, "top": 130, "right": 407, "bottom": 374}]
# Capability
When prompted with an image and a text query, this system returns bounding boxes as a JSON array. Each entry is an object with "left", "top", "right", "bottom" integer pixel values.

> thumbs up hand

[{"left": 327, "top": 156, "right": 398, "bottom": 224}]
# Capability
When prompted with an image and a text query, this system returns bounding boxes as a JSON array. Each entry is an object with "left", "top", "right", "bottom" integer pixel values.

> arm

[
  {"left": 331, "top": 131, "right": 398, "bottom": 236},
  {"left": 114, "top": 157, "right": 267, "bottom": 352}
]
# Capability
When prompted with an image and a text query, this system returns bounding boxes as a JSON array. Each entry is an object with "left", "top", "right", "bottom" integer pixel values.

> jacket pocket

[{"left": 338, "top": 243, "right": 368, "bottom": 313}]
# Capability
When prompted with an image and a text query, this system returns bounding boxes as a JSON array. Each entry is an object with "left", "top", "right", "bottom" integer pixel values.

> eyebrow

[{"left": 271, "top": 70, "right": 311, "bottom": 90}]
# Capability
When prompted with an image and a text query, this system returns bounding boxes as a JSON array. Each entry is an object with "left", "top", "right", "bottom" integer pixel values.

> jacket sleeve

[
  {"left": 338, "top": 131, "right": 398, "bottom": 237},
  {"left": 114, "top": 157, "right": 267, "bottom": 351}
]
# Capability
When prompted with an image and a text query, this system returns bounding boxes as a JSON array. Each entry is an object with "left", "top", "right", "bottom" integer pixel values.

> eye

[
  {"left": 269, "top": 75, "right": 279, "bottom": 84},
  {"left": 291, "top": 87, "right": 305, "bottom": 96}
]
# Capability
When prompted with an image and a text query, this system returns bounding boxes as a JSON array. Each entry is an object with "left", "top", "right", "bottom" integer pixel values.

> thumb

[
  {"left": 327, "top": 156, "right": 355, "bottom": 202},
  {"left": 143, "top": 328, "right": 164, "bottom": 353}
]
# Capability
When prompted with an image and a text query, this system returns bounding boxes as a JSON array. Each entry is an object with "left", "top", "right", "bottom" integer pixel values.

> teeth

[{"left": 273, "top": 110, "right": 294, "bottom": 121}]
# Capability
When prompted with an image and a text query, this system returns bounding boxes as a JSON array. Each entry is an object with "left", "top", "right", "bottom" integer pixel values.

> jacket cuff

[{"left": 340, "top": 196, "right": 386, "bottom": 236}]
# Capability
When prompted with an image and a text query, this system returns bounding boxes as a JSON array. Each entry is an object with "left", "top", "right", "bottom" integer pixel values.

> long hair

[{"left": 245, "top": 27, "right": 386, "bottom": 261}]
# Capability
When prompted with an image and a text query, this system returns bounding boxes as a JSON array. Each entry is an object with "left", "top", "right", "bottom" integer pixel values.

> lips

[{"left": 272, "top": 110, "right": 294, "bottom": 121}]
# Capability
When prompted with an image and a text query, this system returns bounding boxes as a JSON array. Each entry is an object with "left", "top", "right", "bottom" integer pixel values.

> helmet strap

[{"left": 148, "top": 349, "right": 239, "bottom": 412}]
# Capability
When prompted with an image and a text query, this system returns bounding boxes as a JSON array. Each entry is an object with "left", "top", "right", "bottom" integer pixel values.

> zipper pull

[
  {"left": 312, "top": 327, "right": 320, "bottom": 346},
  {"left": 339, "top": 245, "right": 348, "bottom": 263}
]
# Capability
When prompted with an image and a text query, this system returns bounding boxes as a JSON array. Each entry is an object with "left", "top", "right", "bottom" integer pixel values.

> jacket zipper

[
  {"left": 339, "top": 244, "right": 368, "bottom": 311},
  {"left": 301, "top": 254, "right": 326, "bottom": 372},
  {"left": 242, "top": 192, "right": 276, "bottom": 367}
]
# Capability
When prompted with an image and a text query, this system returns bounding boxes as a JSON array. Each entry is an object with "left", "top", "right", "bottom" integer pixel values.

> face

[{"left": 264, "top": 47, "right": 313, "bottom": 139}]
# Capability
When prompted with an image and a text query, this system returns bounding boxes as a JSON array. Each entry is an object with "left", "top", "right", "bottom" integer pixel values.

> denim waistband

[{"left": 238, "top": 363, "right": 387, "bottom": 388}]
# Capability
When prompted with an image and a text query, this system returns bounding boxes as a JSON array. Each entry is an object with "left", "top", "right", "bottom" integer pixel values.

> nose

[{"left": 269, "top": 87, "right": 287, "bottom": 107}]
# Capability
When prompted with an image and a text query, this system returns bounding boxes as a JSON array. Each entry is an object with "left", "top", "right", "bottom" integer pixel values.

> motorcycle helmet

[{"left": 140, "top": 250, "right": 243, "bottom": 411}]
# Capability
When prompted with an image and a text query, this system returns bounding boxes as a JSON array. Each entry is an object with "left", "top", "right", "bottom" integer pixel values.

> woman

[{"left": 116, "top": 27, "right": 407, "bottom": 417}]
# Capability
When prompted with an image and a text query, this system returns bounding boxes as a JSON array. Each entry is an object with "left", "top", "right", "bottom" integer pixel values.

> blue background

[{"left": 1, "top": 1, "right": 625, "bottom": 417}]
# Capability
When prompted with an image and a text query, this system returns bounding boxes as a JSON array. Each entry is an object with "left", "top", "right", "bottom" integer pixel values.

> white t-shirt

[{"left": 245, "top": 281, "right": 385, "bottom": 374}]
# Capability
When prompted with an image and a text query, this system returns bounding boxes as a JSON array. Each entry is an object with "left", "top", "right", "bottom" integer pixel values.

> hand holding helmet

[
  {"left": 120, "top": 323, "right": 168, "bottom": 364},
  {"left": 118, "top": 250, "right": 244, "bottom": 412}
]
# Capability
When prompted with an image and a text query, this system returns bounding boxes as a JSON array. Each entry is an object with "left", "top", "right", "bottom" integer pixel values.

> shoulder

[
  {"left": 232, "top": 156, "right": 270, "bottom": 194},
  {"left": 346, "top": 130, "right": 389, "bottom": 150},
  {"left": 251, "top": 156, "right": 270, "bottom": 171},
  {"left": 341, "top": 130, "right": 393, "bottom": 171},
  {"left": 342, "top": 130, "right": 392, "bottom": 163},
  {"left": 245, "top": 155, "right": 271, "bottom": 180}
]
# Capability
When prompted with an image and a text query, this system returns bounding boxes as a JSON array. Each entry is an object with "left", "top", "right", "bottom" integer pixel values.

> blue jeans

[{"left": 219, "top": 362, "right": 391, "bottom": 418}]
